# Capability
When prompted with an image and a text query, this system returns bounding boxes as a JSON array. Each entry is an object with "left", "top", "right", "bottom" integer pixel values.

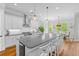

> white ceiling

[{"left": 5, "top": 3, "right": 79, "bottom": 19}]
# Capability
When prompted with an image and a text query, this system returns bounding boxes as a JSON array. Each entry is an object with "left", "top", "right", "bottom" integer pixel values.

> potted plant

[
  {"left": 39, "top": 24, "right": 44, "bottom": 33},
  {"left": 56, "top": 23, "right": 61, "bottom": 33},
  {"left": 39, "top": 24, "right": 45, "bottom": 40}
]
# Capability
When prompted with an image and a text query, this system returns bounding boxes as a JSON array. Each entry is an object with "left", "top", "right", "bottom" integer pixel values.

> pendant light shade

[
  {"left": 32, "top": 4, "right": 37, "bottom": 20},
  {"left": 33, "top": 14, "right": 37, "bottom": 20}
]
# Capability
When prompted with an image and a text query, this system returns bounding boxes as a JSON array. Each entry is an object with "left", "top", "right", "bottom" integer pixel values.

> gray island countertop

[{"left": 19, "top": 33, "right": 64, "bottom": 49}]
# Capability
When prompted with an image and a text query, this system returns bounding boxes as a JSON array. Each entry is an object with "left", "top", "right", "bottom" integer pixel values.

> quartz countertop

[{"left": 19, "top": 33, "right": 63, "bottom": 48}]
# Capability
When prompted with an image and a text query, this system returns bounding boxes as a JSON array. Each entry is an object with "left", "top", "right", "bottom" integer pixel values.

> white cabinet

[
  {"left": 25, "top": 36, "right": 64, "bottom": 56},
  {"left": 5, "top": 34, "right": 23, "bottom": 48},
  {"left": 5, "top": 36, "right": 16, "bottom": 48},
  {"left": 0, "top": 37, "right": 5, "bottom": 51},
  {"left": 25, "top": 43, "right": 50, "bottom": 56},
  {"left": 27, "top": 48, "right": 42, "bottom": 56},
  {"left": 5, "top": 14, "right": 23, "bottom": 30}
]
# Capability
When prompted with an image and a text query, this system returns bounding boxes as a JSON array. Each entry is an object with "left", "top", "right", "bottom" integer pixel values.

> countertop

[{"left": 19, "top": 33, "right": 64, "bottom": 49}]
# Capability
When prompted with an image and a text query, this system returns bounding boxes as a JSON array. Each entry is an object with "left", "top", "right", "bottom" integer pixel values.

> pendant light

[
  {"left": 46, "top": 6, "right": 53, "bottom": 56},
  {"left": 45, "top": 6, "right": 49, "bottom": 34},
  {"left": 33, "top": 4, "right": 37, "bottom": 20},
  {"left": 46, "top": 6, "right": 48, "bottom": 21},
  {"left": 30, "top": 4, "right": 38, "bottom": 32}
]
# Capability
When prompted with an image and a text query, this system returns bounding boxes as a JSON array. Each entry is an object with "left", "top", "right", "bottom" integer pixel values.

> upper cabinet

[{"left": 5, "top": 13, "right": 24, "bottom": 30}]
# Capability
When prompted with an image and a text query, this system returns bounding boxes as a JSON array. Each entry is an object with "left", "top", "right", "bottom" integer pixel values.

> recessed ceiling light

[
  {"left": 14, "top": 3, "right": 17, "bottom": 6},
  {"left": 30, "top": 10, "right": 33, "bottom": 13},
  {"left": 56, "top": 7, "right": 60, "bottom": 10},
  {"left": 29, "top": 10, "right": 33, "bottom": 14}
]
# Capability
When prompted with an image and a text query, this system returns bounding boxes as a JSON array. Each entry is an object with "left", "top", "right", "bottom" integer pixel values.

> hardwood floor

[
  {"left": 60, "top": 40, "right": 79, "bottom": 56},
  {"left": 5, "top": 45, "right": 16, "bottom": 56},
  {"left": 0, "top": 45, "right": 16, "bottom": 56},
  {"left": 0, "top": 51, "right": 5, "bottom": 56}
]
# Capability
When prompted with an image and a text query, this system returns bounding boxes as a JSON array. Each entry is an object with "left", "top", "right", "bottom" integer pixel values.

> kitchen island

[{"left": 16, "top": 33, "right": 64, "bottom": 56}]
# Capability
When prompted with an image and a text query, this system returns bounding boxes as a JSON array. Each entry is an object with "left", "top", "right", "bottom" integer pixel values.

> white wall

[
  {"left": 74, "top": 12, "right": 79, "bottom": 41},
  {"left": 0, "top": 4, "right": 5, "bottom": 51}
]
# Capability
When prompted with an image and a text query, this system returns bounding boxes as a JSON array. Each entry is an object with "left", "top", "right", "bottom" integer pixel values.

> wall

[
  {"left": 74, "top": 12, "right": 79, "bottom": 41},
  {"left": 0, "top": 4, "right": 5, "bottom": 51}
]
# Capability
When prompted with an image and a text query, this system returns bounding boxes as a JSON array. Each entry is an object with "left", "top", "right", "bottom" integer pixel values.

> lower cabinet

[
  {"left": 25, "top": 36, "right": 64, "bottom": 56},
  {"left": 28, "top": 48, "right": 42, "bottom": 56},
  {"left": 0, "top": 37, "right": 5, "bottom": 51},
  {"left": 25, "top": 43, "right": 50, "bottom": 56},
  {"left": 5, "top": 36, "right": 16, "bottom": 48}
]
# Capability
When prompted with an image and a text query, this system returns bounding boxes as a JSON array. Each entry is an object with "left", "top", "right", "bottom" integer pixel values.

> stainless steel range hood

[{"left": 23, "top": 14, "right": 30, "bottom": 27}]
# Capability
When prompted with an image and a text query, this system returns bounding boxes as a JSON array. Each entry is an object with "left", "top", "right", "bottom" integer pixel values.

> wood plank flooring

[
  {"left": 60, "top": 40, "right": 79, "bottom": 56},
  {"left": 0, "top": 51, "right": 5, "bottom": 56},
  {"left": 0, "top": 45, "right": 16, "bottom": 56},
  {"left": 5, "top": 45, "right": 16, "bottom": 56}
]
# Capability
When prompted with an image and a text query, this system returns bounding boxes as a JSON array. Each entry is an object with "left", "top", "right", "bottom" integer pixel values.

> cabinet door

[
  {"left": 27, "top": 48, "right": 42, "bottom": 56},
  {"left": 5, "top": 14, "right": 23, "bottom": 30},
  {"left": 28, "top": 43, "right": 50, "bottom": 56},
  {"left": 5, "top": 14, "right": 13, "bottom": 30},
  {"left": 5, "top": 36, "right": 16, "bottom": 48},
  {"left": 12, "top": 16, "right": 23, "bottom": 29},
  {"left": 0, "top": 37, "right": 5, "bottom": 51}
]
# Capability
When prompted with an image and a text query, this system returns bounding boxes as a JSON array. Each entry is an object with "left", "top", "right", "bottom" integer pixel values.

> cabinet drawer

[
  {"left": 27, "top": 43, "right": 50, "bottom": 56},
  {"left": 28, "top": 48, "right": 42, "bottom": 56},
  {"left": 40, "top": 43, "right": 50, "bottom": 51}
]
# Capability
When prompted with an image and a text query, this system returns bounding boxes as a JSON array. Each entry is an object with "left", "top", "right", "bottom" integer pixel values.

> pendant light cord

[
  {"left": 46, "top": 6, "right": 48, "bottom": 21},
  {"left": 34, "top": 4, "right": 36, "bottom": 16}
]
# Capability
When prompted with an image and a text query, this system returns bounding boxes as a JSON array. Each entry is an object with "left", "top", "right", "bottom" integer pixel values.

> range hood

[{"left": 23, "top": 14, "right": 30, "bottom": 27}]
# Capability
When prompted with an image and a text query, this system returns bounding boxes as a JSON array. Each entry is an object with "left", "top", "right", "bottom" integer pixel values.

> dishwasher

[{"left": 19, "top": 42, "right": 25, "bottom": 56}]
